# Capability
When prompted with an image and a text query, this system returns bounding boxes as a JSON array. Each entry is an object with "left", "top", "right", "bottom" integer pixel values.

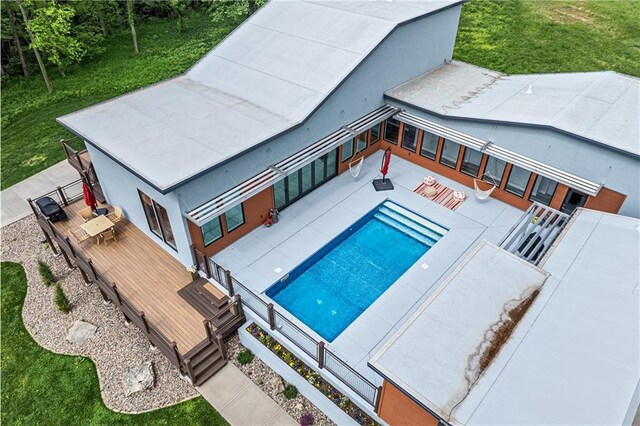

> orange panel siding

[
  {"left": 585, "top": 187, "right": 627, "bottom": 214},
  {"left": 377, "top": 380, "right": 439, "bottom": 426}
]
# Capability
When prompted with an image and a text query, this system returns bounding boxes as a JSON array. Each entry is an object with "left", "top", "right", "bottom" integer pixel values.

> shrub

[
  {"left": 54, "top": 284, "right": 70, "bottom": 314},
  {"left": 37, "top": 260, "right": 56, "bottom": 286},
  {"left": 236, "top": 349, "right": 254, "bottom": 365},
  {"left": 284, "top": 384, "right": 298, "bottom": 400},
  {"left": 299, "top": 413, "right": 314, "bottom": 426}
]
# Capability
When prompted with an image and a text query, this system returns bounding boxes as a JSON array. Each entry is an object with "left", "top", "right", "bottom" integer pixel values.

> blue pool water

[{"left": 266, "top": 201, "right": 446, "bottom": 341}]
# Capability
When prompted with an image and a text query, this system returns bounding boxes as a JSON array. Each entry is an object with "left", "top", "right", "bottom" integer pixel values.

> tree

[
  {"left": 26, "top": 2, "right": 104, "bottom": 74},
  {"left": 16, "top": 0, "right": 52, "bottom": 93},
  {"left": 170, "top": 0, "right": 187, "bottom": 33},
  {"left": 126, "top": 0, "right": 139, "bottom": 54},
  {"left": 3, "top": 0, "right": 29, "bottom": 77},
  {"left": 206, "top": 0, "right": 266, "bottom": 27}
]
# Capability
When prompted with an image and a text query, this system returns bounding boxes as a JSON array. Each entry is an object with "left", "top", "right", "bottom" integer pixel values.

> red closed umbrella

[
  {"left": 380, "top": 148, "right": 392, "bottom": 180},
  {"left": 82, "top": 181, "right": 96, "bottom": 210}
]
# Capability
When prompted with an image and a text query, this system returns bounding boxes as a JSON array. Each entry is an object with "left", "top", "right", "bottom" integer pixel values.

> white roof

[
  {"left": 370, "top": 210, "right": 640, "bottom": 425},
  {"left": 386, "top": 61, "right": 640, "bottom": 156},
  {"left": 57, "top": 0, "right": 459, "bottom": 192}
]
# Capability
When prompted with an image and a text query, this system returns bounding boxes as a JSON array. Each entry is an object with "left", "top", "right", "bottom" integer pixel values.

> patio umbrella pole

[{"left": 372, "top": 148, "right": 394, "bottom": 191}]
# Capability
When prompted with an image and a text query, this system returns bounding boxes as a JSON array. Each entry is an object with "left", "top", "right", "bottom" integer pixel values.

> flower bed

[{"left": 247, "top": 323, "right": 379, "bottom": 426}]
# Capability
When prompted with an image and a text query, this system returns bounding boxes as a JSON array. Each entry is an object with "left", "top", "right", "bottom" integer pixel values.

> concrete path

[
  {"left": 1, "top": 160, "right": 78, "bottom": 227},
  {"left": 197, "top": 364, "right": 297, "bottom": 426}
]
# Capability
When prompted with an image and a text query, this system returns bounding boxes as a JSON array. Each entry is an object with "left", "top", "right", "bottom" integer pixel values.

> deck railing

[
  {"left": 192, "top": 245, "right": 380, "bottom": 407},
  {"left": 32, "top": 178, "right": 84, "bottom": 207},
  {"left": 29, "top": 195, "right": 211, "bottom": 384}
]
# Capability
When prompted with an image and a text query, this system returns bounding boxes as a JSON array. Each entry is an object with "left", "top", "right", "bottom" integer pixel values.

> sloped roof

[
  {"left": 370, "top": 209, "right": 640, "bottom": 425},
  {"left": 386, "top": 61, "right": 640, "bottom": 156},
  {"left": 57, "top": 0, "right": 460, "bottom": 193}
]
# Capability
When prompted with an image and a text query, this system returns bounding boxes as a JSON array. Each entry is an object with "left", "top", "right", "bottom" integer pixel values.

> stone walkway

[
  {"left": 1, "top": 160, "right": 78, "bottom": 227},
  {"left": 197, "top": 364, "right": 297, "bottom": 426}
]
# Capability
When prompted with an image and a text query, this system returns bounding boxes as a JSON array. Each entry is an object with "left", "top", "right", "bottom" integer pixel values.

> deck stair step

[
  {"left": 184, "top": 339, "right": 227, "bottom": 386},
  {"left": 178, "top": 278, "right": 230, "bottom": 319}
]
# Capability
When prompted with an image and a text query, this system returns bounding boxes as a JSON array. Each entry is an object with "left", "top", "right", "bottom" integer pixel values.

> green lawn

[
  {"left": 1, "top": 10, "right": 234, "bottom": 190},
  {"left": 2, "top": 2, "right": 639, "bottom": 189},
  {"left": 0, "top": 262, "right": 228, "bottom": 425},
  {"left": 454, "top": 0, "right": 640, "bottom": 76}
]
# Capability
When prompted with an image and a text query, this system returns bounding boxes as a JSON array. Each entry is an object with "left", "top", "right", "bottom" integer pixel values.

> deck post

[
  {"left": 204, "top": 319, "right": 212, "bottom": 342},
  {"left": 88, "top": 259, "right": 97, "bottom": 281},
  {"left": 139, "top": 311, "right": 149, "bottom": 335},
  {"left": 267, "top": 303, "right": 276, "bottom": 330},
  {"left": 203, "top": 254, "right": 212, "bottom": 279},
  {"left": 171, "top": 341, "right": 182, "bottom": 367},
  {"left": 79, "top": 267, "right": 91, "bottom": 285},
  {"left": 184, "top": 357, "right": 195, "bottom": 383},
  {"left": 112, "top": 283, "right": 123, "bottom": 307},
  {"left": 56, "top": 186, "right": 68, "bottom": 206},
  {"left": 216, "top": 333, "right": 226, "bottom": 359},
  {"left": 98, "top": 287, "right": 110, "bottom": 304},
  {"left": 318, "top": 341, "right": 325, "bottom": 369},
  {"left": 374, "top": 385, "right": 383, "bottom": 413},
  {"left": 235, "top": 294, "right": 244, "bottom": 319},
  {"left": 65, "top": 237, "right": 76, "bottom": 259},
  {"left": 224, "top": 269, "right": 234, "bottom": 296},
  {"left": 60, "top": 248, "right": 74, "bottom": 270}
]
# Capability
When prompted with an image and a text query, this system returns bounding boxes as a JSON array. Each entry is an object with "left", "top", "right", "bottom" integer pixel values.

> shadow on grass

[{"left": 0, "top": 262, "right": 227, "bottom": 426}]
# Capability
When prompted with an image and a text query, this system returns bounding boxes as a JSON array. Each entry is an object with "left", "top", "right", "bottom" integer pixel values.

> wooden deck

[{"left": 55, "top": 201, "right": 206, "bottom": 353}]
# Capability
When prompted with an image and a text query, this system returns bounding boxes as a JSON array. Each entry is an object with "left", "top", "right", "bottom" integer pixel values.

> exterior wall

[
  {"left": 377, "top": 380, "right": 439, "bottom": 426},
  {"left": 389, "top": 104, "right": 640, "bottom": 217},
  {"left": 86, "top": 144, "right": 194, "bottom": 266},
  {"left": 188, "top": 187, "right": 274, "bottom": 257}
]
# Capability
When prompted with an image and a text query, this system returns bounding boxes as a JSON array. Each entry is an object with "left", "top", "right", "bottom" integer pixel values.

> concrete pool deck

[{"left": 212, "top": 151, "right": 523, "bottom": 385}]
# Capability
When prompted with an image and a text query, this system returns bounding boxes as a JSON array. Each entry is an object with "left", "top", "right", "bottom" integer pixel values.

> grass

[
  {"left": 1, "top": 10, "right": 235, "bottom": 190},
  {"left": 454, "top": 0, "right": 640, "bottom": 76},
  {"left": 1, "top": 261, "right": 228, "bottom": 425},
  {"left": 2, "top": 2, "right": 639, "bottom": 189}
]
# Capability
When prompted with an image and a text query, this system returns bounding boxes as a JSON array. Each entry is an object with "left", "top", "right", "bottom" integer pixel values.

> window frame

[
  {"left": 460, "top": 147, "right": 483, "bottom": 177},
  {"left": 370, "top": 123, "right": 381, "bottom": 144},
  {"left": 201, "top": 215, "right": 224, "bottom": 247},
  {"left": 438, "top": 139, "right": 461, "bottom": 169},
  {"left": 419, "top": 131, "right": 439, "bottom": 160},
  {"left": 138, "top": 190, "right": 177, "bottom": 251},
  {"left": 504, "top": 165, "right": 532, "bottom": 198},
  {"left": 482, "top": 156, "right": 507, "bottom": 187},
  {"left": 341, "top": 139, "right": 354, "bottom": 163},
  {"left": 383, "top": 118, "right": 401, "bottom": 144},
  {"left": 400, "top": 124, "right": 419, "bottom": 153},
  {"left": 356, "top": 133, "right": 367, "bottom": 152},
  {"left": 528, "top": 175, "right": 558, "bottom": 206},
  {"left": 224, "top": 203, "right": 245, "bottom": 234}
]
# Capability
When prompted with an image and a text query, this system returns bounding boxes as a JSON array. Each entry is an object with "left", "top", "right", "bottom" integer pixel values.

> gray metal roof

[
  {"left": 386, "top": 61, "right": 640, "bottom": 157},
  {"left": 370, "top": 209, "right": 640, "bottom": 425},
  {"left": 57, "top": 0, "right": 459, "bottom": 192}
]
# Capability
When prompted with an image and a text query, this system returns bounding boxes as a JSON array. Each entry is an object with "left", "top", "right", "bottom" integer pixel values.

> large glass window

[
  {"left": 341, "top": 140, "right": 354, "bottom": 162},
  {"left": 370, "top": 123, "right": 381, "bottom": 143},
  {"left": 356, "top": 133, "right": 367, "bottom": 152},
  {"left": 401, "top": 124, "right": 418, "bottom": 152},
  {"left": 202, "top": 216, "right": 223, "bottom": 246},
  {"left": 460, "top": 148, "right": 483, "bottom": 177},
  {"left": 224, "top": 203, "right": 245, "bottom": 233},
  {"left": 139, "top": 190, "right": 176, "bottom": 250},
  {"left": 439, "top": 140, "right": 461, "bottom": 169},
  {"left": 274, "top": 148, "right": 338, "bottom": 210},
  {"left": 483, "top": 156, "right": 507, "bottom": 187},
  {"left": 505, "top": 165, "right": 532, "bottom": 197},
  {"left": 529, "top": 176, "right": 558, "bottom": 205},
  {"left": 384, "top": 118, "right": 400, "bottom": 143},
  {"left": 419, "top": 132, "right": 439, "bottom": 160}
]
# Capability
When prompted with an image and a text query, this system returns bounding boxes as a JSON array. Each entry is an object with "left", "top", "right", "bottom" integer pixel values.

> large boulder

[
  {"left": 122, "top": 361, "right": 155, "bottom": 396},
  {"left": 65, "top": 320, "right": 97, "bottom": 344}
]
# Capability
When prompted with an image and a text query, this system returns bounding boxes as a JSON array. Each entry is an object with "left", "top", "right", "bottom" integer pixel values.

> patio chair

[
  {"left": 99, "top": 228, "right": 117, "bottom": 245},
  {"left": 69, "top": 228, "right": 90, "bottom": 244},
  {"left": 78, "top": 207, "right": 93, "bottom": 222},
  {"left": 106, "top": 206, "right": 124, "bottom": 224}
]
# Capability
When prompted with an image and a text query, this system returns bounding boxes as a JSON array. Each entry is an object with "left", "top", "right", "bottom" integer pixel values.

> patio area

[{"left": 212, "top": 151, "right": 523, "bottom": 385}]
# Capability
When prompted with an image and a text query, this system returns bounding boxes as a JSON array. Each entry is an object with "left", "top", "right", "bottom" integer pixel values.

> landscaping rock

[
  {"left": 271, "top": 376, "right": 285, "bottom": 394},
  {"left": 123, "top": 361, "right": 155, "bottom": 396},
  {"left": 65, "top": 320, "right": 97, "bottom": 344}
]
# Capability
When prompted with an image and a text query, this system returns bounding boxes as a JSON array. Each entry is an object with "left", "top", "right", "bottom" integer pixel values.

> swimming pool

[{"left": 266, "top": 201, "right": 447, "bottom": 341}]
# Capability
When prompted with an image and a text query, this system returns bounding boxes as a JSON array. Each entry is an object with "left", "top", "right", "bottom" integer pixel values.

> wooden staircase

[{"left": 179, "top": 278, "right": 246, "bottom": 385}]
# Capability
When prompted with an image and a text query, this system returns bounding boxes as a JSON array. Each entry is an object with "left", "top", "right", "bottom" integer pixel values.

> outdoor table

[{"left": 81, "top": 215, "right": 115, "bottom": 244}]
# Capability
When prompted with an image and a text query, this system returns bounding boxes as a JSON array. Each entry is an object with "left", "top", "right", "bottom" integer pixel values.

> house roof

[
  {"left": 370, "top": 209, "right": 640, "bottom": 425},
  {"left": 57, "top": 0, "right": 461, "bottom": 193},
  {"left": 385, "top": 61, "right": 640, "bottom": 157}
]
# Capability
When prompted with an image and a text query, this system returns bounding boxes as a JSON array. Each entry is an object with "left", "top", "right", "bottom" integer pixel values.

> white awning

[
  {"left": 395, "top": 112, "right": 602, "bottom": 196},
  {"left": 187, "top": 105, "right": 399, "bottom": 225}
]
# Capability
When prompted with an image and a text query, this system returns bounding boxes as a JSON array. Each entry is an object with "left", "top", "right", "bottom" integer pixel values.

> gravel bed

[
  {"left": 226, "top": 335, "right": 335, "bottom": 426},
  {"left": 0, "top": 216, "right": 198, "bottom": 413}
]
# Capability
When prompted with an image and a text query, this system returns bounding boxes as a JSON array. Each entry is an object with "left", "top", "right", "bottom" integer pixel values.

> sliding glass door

[{"left": 274, "top": 148, "right": 338, "bottom": 210}]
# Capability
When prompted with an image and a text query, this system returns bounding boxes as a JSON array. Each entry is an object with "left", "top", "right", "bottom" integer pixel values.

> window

[
  {"left": 356, "top": 133, "right": 367, "bottom": 152},
  {"left": 419, "top": 132, "right": 439, "bottom": 160},
  {"left": 483, "top": 156, "right": 507, "bottom": 187},
  {"left": 138, "top": 190, "right": 176, "bottom": 249},
  {"left": 505, "top": 165, "right": 532, "bottom": 197},
  {"left": 460, "top": 148, "right": 483, "bottom": 177},
  {"left": 224, "top": 203, "right": 245, "bottom": 233},
  {"left": 341, "top": 140, "right": 354, "bottom": 162},
  {"left": 439, "top": 139, "right": 461, "bottom": 169},
  {"left": 384, "top": 118, "right": 400, "bottom": 143},
  {"left": 529, "top": 176, "right": 558, "bottom": 205},
  {"left": 370, "top": 123, "right": 381, "bottom": 143},
  {"left": 401, "top": 124, "right": 418, "bottom": 152},
  {"left": 202, "top": 216, "right": 223, "bottom": 246}
]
